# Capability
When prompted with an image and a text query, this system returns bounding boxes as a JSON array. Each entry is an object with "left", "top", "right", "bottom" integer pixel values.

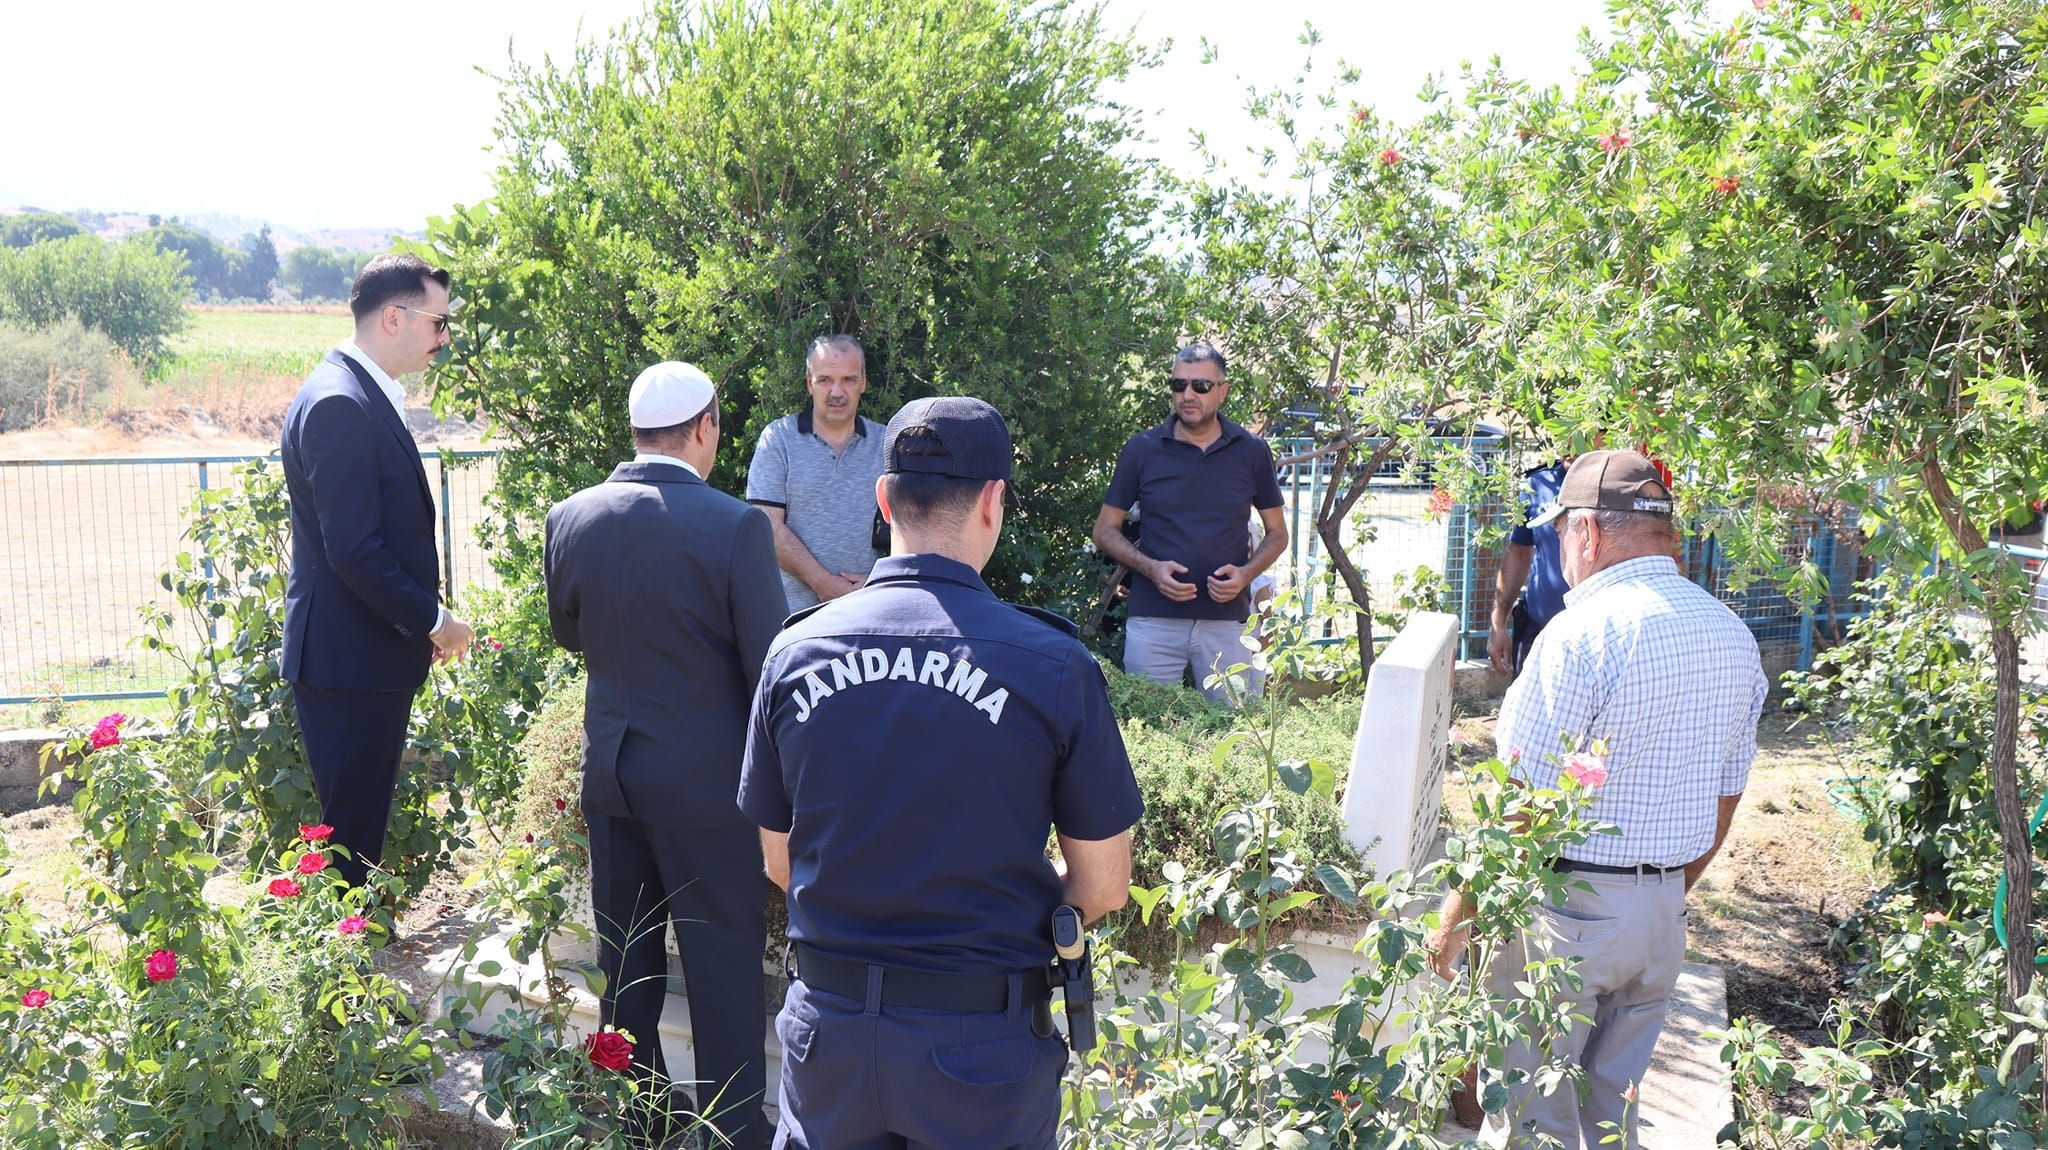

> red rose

[
  {"left": 145, "top": 949, "right": 178, "bottom": 983},
  {"left": 88, "top": 713, "right": 128, "bottom": 750},
  {"left": 298, "top": 824, "right": 334, "bottom": 843},
  {"left": 585, "top": 1029, "right": 635, "bottom": 1072},
  {"left": 554, "top": 797, "right": 567, "bottom": 814},
  {"left": 485, "top": 638, "right": 505, "bottom": 652},
  {"left": 1379, "top": 148, "right": 1402, "bottom": 167},
  {"left": 268, "top": 877, "right": 301, "bottom": 899},
  {"left": 1715, "top": 175, "right": 1741, "bottom": 194},
  {"left": 524, "top": 833, "right": 535, "bottom": 844},
  {"left": 1597, "top": 131, "right": 1631, "bottom": 155},
  {"left": 297, "top": 852, "right": 329, "bottom": 876},
  {"left": 337, "top": 915, "right": 369, "bottom": 937},
  {"left": 21, "top": 989, "right": 51, "bottom": 1009}
]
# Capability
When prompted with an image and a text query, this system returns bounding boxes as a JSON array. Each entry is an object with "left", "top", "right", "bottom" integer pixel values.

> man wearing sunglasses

[
  {"left": 1091, "top": 342, "right": 1287, "bottom": 704},
  {"left": 279, "top": 253, "right": 474, "bottom": 888}
]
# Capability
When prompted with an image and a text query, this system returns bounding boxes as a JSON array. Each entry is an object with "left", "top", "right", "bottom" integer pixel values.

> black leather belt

[
  {"left": 794, "top": 944, "right": 1052, "bottom": 1013},
  {"left": 1552, "top": 858, "right": 1684, "bottom": 877}
]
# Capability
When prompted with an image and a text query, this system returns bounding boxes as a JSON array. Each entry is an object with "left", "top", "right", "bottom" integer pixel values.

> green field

[{"left": 163, "top": 307, "right": 351, "bottom": 379}]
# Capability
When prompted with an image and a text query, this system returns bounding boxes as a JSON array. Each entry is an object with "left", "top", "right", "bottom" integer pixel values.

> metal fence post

[
  {"left": 197, "top": 461, "right": 217, "bottom": 641},
  {"left": 440, "top": 458, "right": 456, "bottom": 605}
]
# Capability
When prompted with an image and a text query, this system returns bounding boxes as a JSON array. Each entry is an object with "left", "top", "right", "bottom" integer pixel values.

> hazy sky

[{"left": 1, "top": 0, "right": 1650, "bottom": 233}]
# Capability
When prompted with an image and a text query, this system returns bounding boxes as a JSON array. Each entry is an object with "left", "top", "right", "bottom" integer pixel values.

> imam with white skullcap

[{"left": 629, "top": 361, "right": 716, "bottom": 429}]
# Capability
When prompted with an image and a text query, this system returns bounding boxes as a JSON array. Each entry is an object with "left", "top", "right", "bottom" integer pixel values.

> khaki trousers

[{"left": 1482, "top": 869, "right": 1687, "bottom": 1150}]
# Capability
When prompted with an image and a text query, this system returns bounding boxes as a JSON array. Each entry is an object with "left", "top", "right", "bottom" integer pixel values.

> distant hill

[{"left": 0, "top": 205, "right": 421, "bottom": 254}]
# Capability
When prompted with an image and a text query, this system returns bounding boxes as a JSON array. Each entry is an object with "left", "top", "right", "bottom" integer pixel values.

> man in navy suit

[
  {"left": 280, "top": 254, "right": 474, "bottom": 887},
  {"left": 545, "top": 362, "right": 788, "bottom": 1149}
]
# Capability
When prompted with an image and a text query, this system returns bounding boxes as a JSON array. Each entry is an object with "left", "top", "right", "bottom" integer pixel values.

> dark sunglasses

[{"left": 1168, "top": 376, "right": 1217, "bottom": 395}]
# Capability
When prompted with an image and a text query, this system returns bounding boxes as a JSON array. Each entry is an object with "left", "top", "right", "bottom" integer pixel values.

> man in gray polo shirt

[{"left": 747, "top": 335, "right": 887, "bottom": 612}]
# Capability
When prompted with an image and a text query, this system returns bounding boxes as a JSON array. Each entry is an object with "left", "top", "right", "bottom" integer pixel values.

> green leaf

[
  {"left": 1314, "top": 863, "right": 1359, "bottom": 906},
  {"left": 1276, "top": 759, "right": 1313, "bottom": 795},
  {"left": 1214, "top": 809, "right": 1257, "bottom": 865}
]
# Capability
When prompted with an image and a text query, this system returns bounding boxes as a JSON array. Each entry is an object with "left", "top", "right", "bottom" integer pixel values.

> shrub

[
  {"left": 425, "top": 0, "right": 1179, "bottom": 620},
  {"left": 0, "top": 234, "right": 188, "bottom": 367},
  {"left": 0, "top": 318, "right": 119, "bottom": 431},
  {"left": 1112, "top": 667, "right": 1361, "bottom": 965}
]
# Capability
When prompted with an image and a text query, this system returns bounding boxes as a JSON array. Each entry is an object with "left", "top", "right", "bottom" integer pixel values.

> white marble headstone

[{"left": 1340, "top": 611, "right": 1456, "bottom": 876}]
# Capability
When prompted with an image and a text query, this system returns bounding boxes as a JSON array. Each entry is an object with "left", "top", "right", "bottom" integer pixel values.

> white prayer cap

[{"left": 628, "top": 361, "right": 715, "bottom": 429}]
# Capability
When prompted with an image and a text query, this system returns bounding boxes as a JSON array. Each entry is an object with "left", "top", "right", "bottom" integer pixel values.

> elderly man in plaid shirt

[{"left": 1429, "top": 449, "right": 1767, "bottom": 1150}]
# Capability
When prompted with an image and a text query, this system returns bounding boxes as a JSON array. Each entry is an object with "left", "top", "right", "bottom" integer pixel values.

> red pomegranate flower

[
  {"left": 585, "top": 1029, "right": 635, "bottom": 1072},
  {"left": 88, "top": 713, "right": 128, "bottom": 750},
  {"left": 297, "top": 852, "right": 330, "bottom": 876},
  {"left": 1715, "top": 175, "right": 1741, "bottom": 194},
  {"left": 1597, "top": 131, "right": 1632, "bottom": 155},
  {"left": 21, "top": 989, "right": 51, "bottom": 1009},
  {"left": 1351, "top": 108, "right": 1370, "bottom": 124},
  {"left": 145, "top": 949, "right": 179, "bottom": 983},
  {"left": 268, "top": 877, "right": 302, "bottom": 899},
  {"left": 1379, "top": 148, "right": 1402, "bottom": 167}
]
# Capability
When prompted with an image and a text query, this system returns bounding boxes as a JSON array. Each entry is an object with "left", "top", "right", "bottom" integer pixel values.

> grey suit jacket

[{"left": 543, "top": 461, "right": 790, "bottom": 825}]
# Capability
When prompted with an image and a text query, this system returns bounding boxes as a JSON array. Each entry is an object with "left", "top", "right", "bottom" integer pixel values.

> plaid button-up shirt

[{"left": 1497, "top": 555, "right": 1767, "bottom": 868}]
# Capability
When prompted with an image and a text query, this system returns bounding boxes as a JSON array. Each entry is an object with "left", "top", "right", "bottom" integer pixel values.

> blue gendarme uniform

[{"left": 738, "top": 552, "right": 1143, "bottom": 1149}]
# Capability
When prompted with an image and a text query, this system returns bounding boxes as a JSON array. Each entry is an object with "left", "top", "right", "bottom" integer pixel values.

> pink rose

[
  {"left": 88, "top": 713, "right": 128, "bottom": 750},
  {"left": 1922, "top": 910, "right": 1948, "bottom": 928},
  {"left": 144, "top": 949, "right": 178, "bottom": 983},
  {"left": 21, "top": 989, "right": 51, "bottom": 1009},
  {"left": 268, "top": 878, "right": 302, "bottom": 899},
  {"left": 337, "top": 915, "right": 369, "bottom": 937},
  {"left": 1562, "top": 751, "right": 1609, "bottom": 788}
]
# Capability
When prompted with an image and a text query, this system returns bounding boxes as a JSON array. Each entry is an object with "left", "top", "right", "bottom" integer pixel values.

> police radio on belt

[{"left": 1051, "top": 903, "right": 1095, "bottom": 1053}]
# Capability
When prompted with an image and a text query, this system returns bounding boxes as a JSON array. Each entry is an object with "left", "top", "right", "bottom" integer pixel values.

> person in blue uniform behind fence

[{"left": 738, "top": 396, "right": 1144, "bottom": 1150}]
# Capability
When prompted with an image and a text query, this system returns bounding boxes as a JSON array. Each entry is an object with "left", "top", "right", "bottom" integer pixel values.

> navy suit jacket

[
  {"left": 279, "top": 350, "right": 441, "bottom": 692},
  {"left": 544, "top": 461, "right": 789, "bottom": 826}
]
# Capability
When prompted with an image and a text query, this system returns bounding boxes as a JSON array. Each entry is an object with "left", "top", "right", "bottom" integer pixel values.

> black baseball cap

[
  {"left": 881, "top": 397, "right": 1014, "bottom": 482},
  {"left": 1528, "top": 449, "right": 1674, "bottom": 527}
]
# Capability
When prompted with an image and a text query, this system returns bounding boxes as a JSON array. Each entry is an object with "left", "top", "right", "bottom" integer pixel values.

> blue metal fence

[
  {"left": 3, "top": 443, "right": 1882, "bottom": 712},
  {"left": 0, "top": 452, "right": 499, "bottom": 709}
]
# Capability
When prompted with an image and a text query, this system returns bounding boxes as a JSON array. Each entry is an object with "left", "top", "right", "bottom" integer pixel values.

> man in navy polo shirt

[
  {"left": 1487, "top": 460, "right": 1570, "bottom": 678},
  {"left": 1092, "top": 342, "right": 1288, "bottom": 703},
  {"left": 740, "top": 396, "right": 1143, "bottom": 1150}
]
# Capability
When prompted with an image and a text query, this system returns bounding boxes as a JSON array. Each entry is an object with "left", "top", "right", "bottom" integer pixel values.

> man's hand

[
  {"left": 431, "top": 613, "right": 475, "bottom": 665},
  {"left": 838, "top": 571, "right": 869, "bottom": 592},
  {"left": 1147, "top": 559, "right": 1198, "bottom": 603},
  {"left": 1207, "top": 564, "right": 1251, "bottom": 603},
  {"left": 1425, "top": 922, "right": 1468, "bottom": 983},
  {"left": 1487, "top": 618, "right": 1513, "bottom": 675},
  {"left": 814, "top": 573, "right": 861, "bottom": 601}
]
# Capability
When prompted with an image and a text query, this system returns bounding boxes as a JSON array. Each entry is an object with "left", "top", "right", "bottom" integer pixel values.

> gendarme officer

[{"left": 738, "top": 396, "right": 1144, "bottom": 1149}]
